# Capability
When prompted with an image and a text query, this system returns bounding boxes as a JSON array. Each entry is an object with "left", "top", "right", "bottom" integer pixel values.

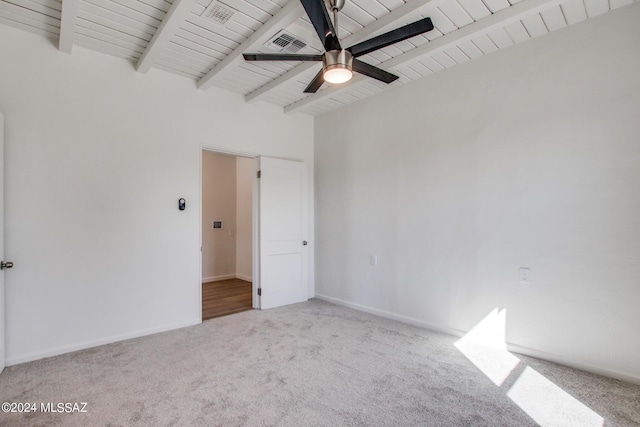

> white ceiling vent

[
  {"left": 202, "top": 1, "right": 235, "bottom": 25},
  {"left": 265, "top": 30, "right": 308, "bottom": 53}
]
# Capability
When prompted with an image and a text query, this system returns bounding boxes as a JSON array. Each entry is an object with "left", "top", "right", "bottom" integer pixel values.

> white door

[
  {"left": 259, "top": 157, "right": 308, "bottom": 309},
  {"left": 0, "top": 113, "right": 5, "bottom": 373}
]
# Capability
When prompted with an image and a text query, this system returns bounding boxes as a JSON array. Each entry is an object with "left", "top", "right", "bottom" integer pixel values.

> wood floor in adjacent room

[{"left": 202, "top": 278, "right": 253, "bottom": 320}]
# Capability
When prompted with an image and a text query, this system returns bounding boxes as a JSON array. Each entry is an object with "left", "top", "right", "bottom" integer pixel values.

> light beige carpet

[{"left": 1, "top": 299, "right": 639, "bottom": 426}]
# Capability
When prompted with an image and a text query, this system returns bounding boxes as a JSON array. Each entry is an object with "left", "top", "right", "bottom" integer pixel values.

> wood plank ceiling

[{"left": 1, "top": 0, "right": 636, "bottom": 115}]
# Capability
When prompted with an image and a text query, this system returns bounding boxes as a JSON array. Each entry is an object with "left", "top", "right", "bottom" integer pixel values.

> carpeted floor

[{"left": 1, "top": 299, "right": 639, "bottom": 426}]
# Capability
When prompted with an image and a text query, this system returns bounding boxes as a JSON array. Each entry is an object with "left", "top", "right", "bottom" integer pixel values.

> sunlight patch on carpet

[
  {"left": 454, "top": 308, "right": 520, "bottom": 386},
  {"left": 507, "top": 366, "right": 604, "bottom": 427}
]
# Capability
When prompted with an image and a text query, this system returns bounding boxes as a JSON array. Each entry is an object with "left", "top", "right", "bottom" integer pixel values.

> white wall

[
  {"left": 202, "top": 151, "right": 237, "bottom": 282},
  {"left": 315, "top": 4, "right": 640, "bottom": 382},
  {"left": 236, "top": 156, "right": 253, "bottom": 281},
  {"left": 0, "top": 25, "right": 314, "bottom": 364}
]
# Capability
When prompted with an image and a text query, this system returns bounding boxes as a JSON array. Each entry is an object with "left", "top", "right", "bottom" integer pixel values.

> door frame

[
  {"left": 200, "top": 146, "right": 261, "bottom": 315},
  {"left": 0, "top": 112, "right": 4, "bottom": 373}
]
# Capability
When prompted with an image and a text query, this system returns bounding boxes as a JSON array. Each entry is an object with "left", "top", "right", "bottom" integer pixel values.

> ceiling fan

[{"left": 243, "top": 0, "right": 434, "bottom": 93}]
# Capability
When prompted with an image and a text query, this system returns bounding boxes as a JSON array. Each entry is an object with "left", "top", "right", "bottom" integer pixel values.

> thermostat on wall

[{"left": 213, "top": 221, "right": 223, "bottom": 229}]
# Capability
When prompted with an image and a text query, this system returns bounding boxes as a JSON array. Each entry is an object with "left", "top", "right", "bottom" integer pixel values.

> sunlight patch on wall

[
  {"left": 507, "top": 366, "right": 604, "bottom": 427},
  {"left": 454, "top": 308, "right": 521, "bottom": 386}
]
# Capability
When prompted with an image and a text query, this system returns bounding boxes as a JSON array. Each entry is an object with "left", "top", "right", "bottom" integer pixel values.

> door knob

[
  {"left": 302, "top": 241, "right": 308, "bottom": 246},
  {"left": 1, "top": 261, "right": 14, "bottom": 270}
]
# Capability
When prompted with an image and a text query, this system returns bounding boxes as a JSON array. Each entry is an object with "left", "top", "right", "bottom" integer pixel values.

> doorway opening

[{"left": 201, "top": 150, "right": 255, "bottom": 320}]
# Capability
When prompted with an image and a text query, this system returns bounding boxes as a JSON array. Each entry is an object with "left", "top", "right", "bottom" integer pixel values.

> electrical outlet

[{"left": 519, "top": 267, "right": 531, "bottom": 284}]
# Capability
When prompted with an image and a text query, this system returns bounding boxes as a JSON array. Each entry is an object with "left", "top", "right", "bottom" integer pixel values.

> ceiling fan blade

[
  {"left": 352, "top": 59, "right": 399, "bottom": 84},
  {"left": 347, "top": 17, "right": 434, "bottom": 57},
  {"left": 299, "top": 0, "right": 341, "bottom": 51},
  {"left": 243, "top": 53, "right": 323, "bottom": 61},
  {"left": 303, "top": 69, "right": 325, "bottom": 93}
]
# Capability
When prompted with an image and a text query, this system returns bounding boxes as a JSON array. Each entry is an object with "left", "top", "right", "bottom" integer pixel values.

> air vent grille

[
  {"left": 265, "top": 31, "right": 308, "bottom": 53},
  {"left": 203, "top": 1, "right": 235, "bottom": 25}
]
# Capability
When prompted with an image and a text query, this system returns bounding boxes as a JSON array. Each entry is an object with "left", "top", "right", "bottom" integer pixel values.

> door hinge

[
  {"left": 257, "top": 170, "right": 261, "bottom": 179},
  {"left": 257, "top": 288, "right": 262, "bottom": 296}
]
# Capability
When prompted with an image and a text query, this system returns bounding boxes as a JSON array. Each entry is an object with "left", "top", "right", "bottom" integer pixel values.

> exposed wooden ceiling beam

[
  {"left": 245, "top": 63, "right": 317, "bottom": 103},
  {"left": 284, "top": 0, "right": 567, "bottom": 114},
  {"left": 137, "top": 0, "right": 196, "bottom": 74},
  {"left": 58, "top": 0, "right": 79, "bottom": 53},
  {"left": 245, "top": 0, "right": 443, "bottom": 103},
  {"left": 197, "top": 1, "right": 305, "bottom": 90}
]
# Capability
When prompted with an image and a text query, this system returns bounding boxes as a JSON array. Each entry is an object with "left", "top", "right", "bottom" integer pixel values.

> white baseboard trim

[
  {"left": 202, "top": 274, "right": 236, "bottom": 283},
  {"left": 314, "top": 294, "right": 640, "bottom": 386},
  {"left": 202, "top": 274, "right": 253, "bottom": 283},
  {"left": 6, "top": 318, "right": 201, "bottom": 367},
  {"left": 506, "top": 343, "right": 640, "bottom": 385},
  {"left": 314, "top": 294, "right": 465, "bottom": 338},
  {"left": 236, "top": 274, "right": 253, "bottom": 282}
]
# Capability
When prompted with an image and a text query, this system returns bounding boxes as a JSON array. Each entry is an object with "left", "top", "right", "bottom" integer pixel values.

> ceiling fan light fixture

[
  {"left": 323, "top": 66, "right": 352, "bottom": 84},
  {"left": 322, "top": 49, "right": 353, "bottom": 84}
]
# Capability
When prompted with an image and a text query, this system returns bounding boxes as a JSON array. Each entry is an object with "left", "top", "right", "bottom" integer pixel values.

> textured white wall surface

[
  {"left": 315, "top": 4, "right": 640, "bottom": 382},
  {"left": 0, "top": 25, "right": 313, "bottom": 364}
]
